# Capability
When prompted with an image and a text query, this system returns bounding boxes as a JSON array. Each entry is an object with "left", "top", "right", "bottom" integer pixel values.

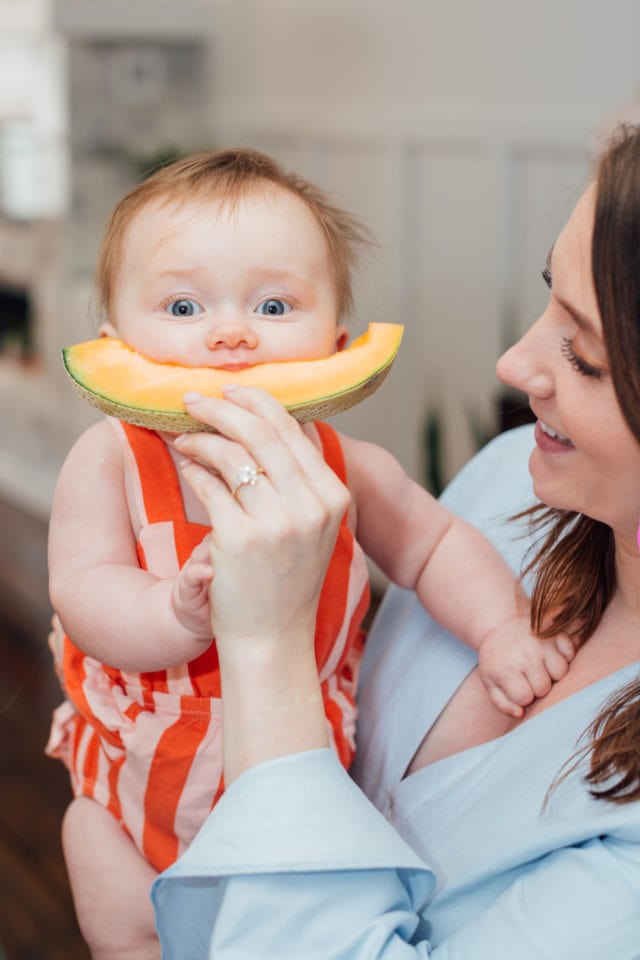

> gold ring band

[{"left": 231, "top": 464, "right": 266, "bottom": 498}]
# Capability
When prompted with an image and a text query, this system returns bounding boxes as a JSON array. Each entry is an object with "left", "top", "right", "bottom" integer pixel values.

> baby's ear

[
  {"left": 98, "top": 321, "right": 117, "bottom": 338},
  {"left": 335, "top": 325, "right": 349, "bottom": 352}
]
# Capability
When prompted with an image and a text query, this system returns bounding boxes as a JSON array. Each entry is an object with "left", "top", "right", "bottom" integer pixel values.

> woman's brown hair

[{"left": 524, "top": 124, "right": 640, "bottom": 803}]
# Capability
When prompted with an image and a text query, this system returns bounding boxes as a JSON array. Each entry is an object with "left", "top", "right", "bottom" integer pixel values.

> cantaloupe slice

[{"left": 63, "top": 322, "right": 403, "bottom": 432}]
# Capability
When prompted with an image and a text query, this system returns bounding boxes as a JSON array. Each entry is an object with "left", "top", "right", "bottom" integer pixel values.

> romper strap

[
  {"left": 313, "top": 421, "right": 347, "bottom": 485},
  {"left": 111, "top": 420, "right": 187, "bottom": 525}
]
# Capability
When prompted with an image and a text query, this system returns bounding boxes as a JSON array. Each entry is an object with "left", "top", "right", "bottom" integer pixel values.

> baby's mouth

[{"left": 212, "top": 361, "right": 253, "bottom": 371}]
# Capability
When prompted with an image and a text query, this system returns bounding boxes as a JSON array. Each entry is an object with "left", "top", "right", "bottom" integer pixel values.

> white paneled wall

[{"left": 205, "top": 0, "right": 639, "bottom": 483}]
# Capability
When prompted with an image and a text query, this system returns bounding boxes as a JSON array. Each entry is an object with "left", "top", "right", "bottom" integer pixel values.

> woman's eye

[
  {"left": 167, "top": 299, "right": 203, "bottom": 317},
  {"left": 256, "top": 299, "right": 291, "bottom": 317},
  {"left": 561, "top": 336, "right": 603, "bottom": 380}
]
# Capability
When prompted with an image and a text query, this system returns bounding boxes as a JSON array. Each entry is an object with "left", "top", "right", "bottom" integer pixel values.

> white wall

[
  {"left": 206, "top": 0, "right": 640, "bottom": 481},
  {"left": 211, "top": 0, "right": 639, "bottom": 117}
]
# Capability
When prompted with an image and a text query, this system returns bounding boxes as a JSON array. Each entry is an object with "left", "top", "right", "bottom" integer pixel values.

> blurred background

[{"left": 0, "top": 1, "right": 639, "bottom": 956}]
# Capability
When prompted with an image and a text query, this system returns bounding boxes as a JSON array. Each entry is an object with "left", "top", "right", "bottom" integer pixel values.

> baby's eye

[
  {"left": 255, "top": 298, "right": 291, "bottom": 317},
  {"left": 167, "top": 299, "right": 203, "bottom": 317}
]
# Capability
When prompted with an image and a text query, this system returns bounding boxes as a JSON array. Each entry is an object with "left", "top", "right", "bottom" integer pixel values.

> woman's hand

[
  {"left": 172, "top": 387, "right": 351, "bottom": 780},
  {"left": 174, "top": 387, "right": 350, "bottom": 650}
]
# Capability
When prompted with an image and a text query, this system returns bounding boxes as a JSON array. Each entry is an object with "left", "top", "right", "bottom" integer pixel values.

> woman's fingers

[
  {"left": 182, "top": 389, "right": 332, "bottom": 491},
  {"left": 179, "top": 458, "right": 245, "bottom": 518},
  {"left": 180, "top": 457, "right": 340, "bottom": 650},
  {"left": 177, "top": 390, "right": 349, "bottom": 519},
  {"left": 181, "top": 452, "right": 344, "bottom": 564},
  {"left": 175, "top": 431, "right": 266, "bottom": 506},
  {"left": 175, "top": 388, "right": 351, "bottom": 640},
  {"left": 174, "top": 388, "right": 352, "bottom": 648}
]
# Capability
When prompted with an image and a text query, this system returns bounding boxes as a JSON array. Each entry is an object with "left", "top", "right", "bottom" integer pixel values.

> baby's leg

[{"left": 62, "top": 797, "right": 159, "bottom": 960}]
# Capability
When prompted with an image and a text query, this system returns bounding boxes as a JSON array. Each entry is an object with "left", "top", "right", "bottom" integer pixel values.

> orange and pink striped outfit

[{"left": 47, "top": 418, "right": 370, "bottom": 872}]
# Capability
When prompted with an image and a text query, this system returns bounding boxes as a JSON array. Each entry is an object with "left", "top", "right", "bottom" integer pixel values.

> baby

[{"left": 47, "top": 148, "right": 574, "bottom": 958}]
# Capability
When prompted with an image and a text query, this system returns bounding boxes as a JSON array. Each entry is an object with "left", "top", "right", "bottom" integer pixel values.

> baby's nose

[{"left": 205, "top": 315, "right": 258, "bottom": 350}]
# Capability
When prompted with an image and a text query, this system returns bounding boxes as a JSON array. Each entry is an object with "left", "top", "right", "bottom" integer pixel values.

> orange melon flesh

[{"left": 63, "top": 322, "right": 404, "bottom": 432}]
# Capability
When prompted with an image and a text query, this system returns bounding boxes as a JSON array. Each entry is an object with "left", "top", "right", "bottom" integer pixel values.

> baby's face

[{"left": 101, "top": 185, "right": 348, "bottom": 369}]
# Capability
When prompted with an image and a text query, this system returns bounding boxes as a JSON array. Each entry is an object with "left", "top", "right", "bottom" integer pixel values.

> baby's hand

[
  {"left": 171, "top": 535, "right": 214, "bottom": 640},
  {"left": 478, "top": 615, "right": 575, "bottom": 718}
]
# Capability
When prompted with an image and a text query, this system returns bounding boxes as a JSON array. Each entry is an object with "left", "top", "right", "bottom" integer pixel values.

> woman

[{"left": 152, "top": 125, "right": 640, "bottom": 957}]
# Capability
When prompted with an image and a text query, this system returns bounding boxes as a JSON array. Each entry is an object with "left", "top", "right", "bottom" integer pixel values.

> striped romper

[{"left": 47, "top": 418, "right": 370, "bottom": 872}]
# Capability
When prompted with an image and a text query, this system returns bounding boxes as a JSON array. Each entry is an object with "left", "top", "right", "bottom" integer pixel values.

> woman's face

[{"left": 497, "top": 183, "right": 640, "bottom": 542}]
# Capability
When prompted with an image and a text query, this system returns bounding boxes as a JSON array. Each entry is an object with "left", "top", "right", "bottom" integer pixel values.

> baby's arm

[
  {"left": 341, "top": 434, "right": 573, "bottom": 716},
  {"left": 48, "top": 420, "right": 213, "bottom": 672}
]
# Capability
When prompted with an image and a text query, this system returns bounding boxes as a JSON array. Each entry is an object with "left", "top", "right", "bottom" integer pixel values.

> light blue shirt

[{"left": 153, "top": 427, "right": 640, "bottom": 958}]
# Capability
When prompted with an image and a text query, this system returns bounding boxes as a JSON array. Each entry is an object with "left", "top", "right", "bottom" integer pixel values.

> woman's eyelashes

[
  {"left": 543, "top": 266, "right": 604, "bottom": 380},
  {"left": 561, "top": 336, "right": 604, "bottom": 380}
]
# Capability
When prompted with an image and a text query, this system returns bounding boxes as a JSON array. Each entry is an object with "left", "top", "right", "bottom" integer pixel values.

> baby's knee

[
  {"left": 61, "top": 795, "right": 106, "bottom": 849},
  {"left": 62, "top": 798, "right": 160, "bottom": 960}
]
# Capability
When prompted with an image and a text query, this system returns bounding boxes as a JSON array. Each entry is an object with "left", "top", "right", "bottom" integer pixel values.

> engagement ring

[{"left": 231, "top": 464, "right": 266, "bottom": 498}]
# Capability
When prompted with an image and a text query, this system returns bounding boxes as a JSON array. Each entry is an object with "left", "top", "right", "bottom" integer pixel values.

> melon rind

[{"left": 63, "top": 323, "right": 403, "bottom": 432}]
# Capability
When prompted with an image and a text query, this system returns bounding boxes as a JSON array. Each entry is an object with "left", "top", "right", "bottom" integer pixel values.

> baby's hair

[{"left": 96, "top": 147, "right": 371, "bottom": 323}]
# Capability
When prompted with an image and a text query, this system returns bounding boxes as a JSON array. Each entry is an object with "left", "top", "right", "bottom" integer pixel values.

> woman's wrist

[{"left": 219, "top": 636, "right": 329, "bottom": 784}]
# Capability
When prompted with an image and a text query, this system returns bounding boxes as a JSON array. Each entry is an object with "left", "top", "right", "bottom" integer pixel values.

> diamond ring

[{"left": 231, "top": 464, "right": 266, "bottom": 499}]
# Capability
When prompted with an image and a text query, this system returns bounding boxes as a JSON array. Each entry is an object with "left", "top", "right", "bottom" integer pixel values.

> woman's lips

[{"left": 534, "top": 419, "right": 574, "bottom": 452}]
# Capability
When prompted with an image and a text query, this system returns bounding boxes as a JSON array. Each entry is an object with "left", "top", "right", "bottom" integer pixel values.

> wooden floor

[{"left": 0, "top": 498, "right": 89, "bottom": 960}]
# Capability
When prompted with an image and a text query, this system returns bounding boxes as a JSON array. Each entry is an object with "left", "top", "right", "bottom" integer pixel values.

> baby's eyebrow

[
  {"left": 155, "top": 266, "right": 312, "bottom": 288},
  {"left": 250, "top": 266, "right": 312, "bottom": 287},
  {"left": 157, "top": 268, "right": 199, "bottom": 280}
]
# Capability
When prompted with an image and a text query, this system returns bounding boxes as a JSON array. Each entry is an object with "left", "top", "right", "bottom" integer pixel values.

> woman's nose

[
  {"left": 496, "top": 320, "right": 554, "bottom": 399},
  {"left": 205, "top": 314, "right": 258, "bottom": 350}
]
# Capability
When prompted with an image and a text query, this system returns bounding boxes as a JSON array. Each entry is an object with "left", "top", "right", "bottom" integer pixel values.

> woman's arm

[
  {"left": 153, "top": 746, "right": 640, "bottom": 960},
  {"left": 156, "top": 392, "right": 640, "bottom": 959},
  {"left": 173, "top": 388, "right": 349, "bottom": 781},
  {"left": 153, "top": 749, "right": 436, "bottom": 960}
]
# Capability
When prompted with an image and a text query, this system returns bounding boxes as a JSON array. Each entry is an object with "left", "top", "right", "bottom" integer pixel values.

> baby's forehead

[{"left": 124, "top": 184, "right": 330, "bottom": 254}]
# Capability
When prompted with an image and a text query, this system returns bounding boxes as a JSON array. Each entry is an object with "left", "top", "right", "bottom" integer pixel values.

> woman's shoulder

[{"left": 439, "top": 425, "right": 536, "bottom": 549}]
